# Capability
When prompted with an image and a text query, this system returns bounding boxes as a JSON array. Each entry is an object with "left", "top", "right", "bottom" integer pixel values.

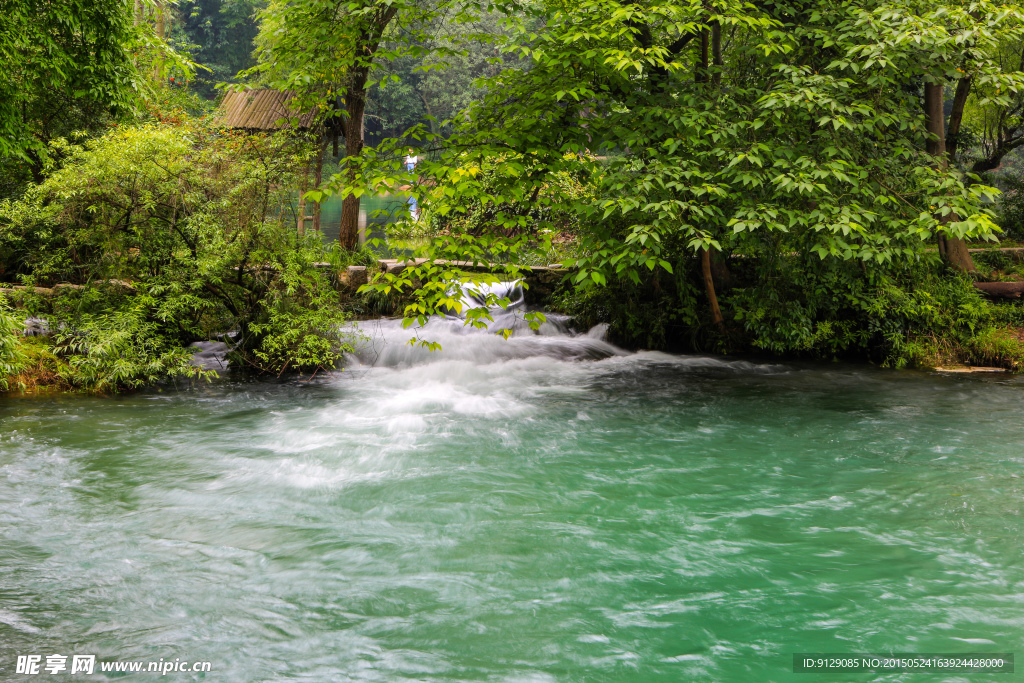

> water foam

[{"left": 349, "top": 280, "right": 625, "bottom": 369}]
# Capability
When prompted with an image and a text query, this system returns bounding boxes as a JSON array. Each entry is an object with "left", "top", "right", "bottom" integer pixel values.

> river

[{"left": 1, "top": 309, "right": 1022, "bottom": 681}]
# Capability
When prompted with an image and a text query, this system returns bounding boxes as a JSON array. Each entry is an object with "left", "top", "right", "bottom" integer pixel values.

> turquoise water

[
  {"left": 2, "top": 321, "right": 1024, "bottom": 681},
  {"left": 315, "top": 195, "right": 405, "bottom": 246}
]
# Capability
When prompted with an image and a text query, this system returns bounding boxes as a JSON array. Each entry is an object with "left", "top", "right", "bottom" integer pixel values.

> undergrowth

[{"left": 554, "top": 254, "right": 1024, "bottom": 371}]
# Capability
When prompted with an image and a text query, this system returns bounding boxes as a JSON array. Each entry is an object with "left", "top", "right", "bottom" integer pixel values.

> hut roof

[{"left": 219, "top": 89, "right": 318, "bottom": 130}]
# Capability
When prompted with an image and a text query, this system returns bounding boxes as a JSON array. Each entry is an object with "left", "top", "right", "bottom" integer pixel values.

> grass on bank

[{"left": 3, "top": 336, "right": 73, "bottom": 394}]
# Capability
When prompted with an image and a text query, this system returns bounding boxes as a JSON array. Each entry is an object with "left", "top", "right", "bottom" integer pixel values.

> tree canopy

[
  {"left": 342, "top": 0, "right": 1024, "bottom": 336},
  {"left": 0, "top": 0, "right": 138, "bottom": 161},
  {"left": 7, "top": 0, "right": 1024, "bottom": 391}
]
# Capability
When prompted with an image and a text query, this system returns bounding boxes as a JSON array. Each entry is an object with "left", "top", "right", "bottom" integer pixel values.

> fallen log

[
  {"left": 968, "top": 247, "right": 1024, "bottom": 262},
  {"left": 0, "top": 283, "right": 87, "bottom": 297},
  {"left": 973, "top": 281, "right": 1024, "bottom": 298}
]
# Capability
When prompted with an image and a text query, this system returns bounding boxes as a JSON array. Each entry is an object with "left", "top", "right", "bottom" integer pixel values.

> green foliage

[
  {"left": 9, "top": 0, "right": 1024, "bottom": 379},
  {"left": 558, "top": 253, "right": 1024, "bottom": 369},
  {"left": 249, "top": 0, "right": 448, "bottom": 105},
  {"left": 729, "top": 259, "right": 987, "bottom": 363},
  {"left": 423, "top": 151, "right": 597, "bottom": 240},
  {"left": 727, "top": 254, "right": 1024, "bottom": 370},
  {"left": 358, "top": 231, "right": 547, "bottom": 340},
  {"left": 0, "top": 0, "right": 202, "bottom": 185},
  {"left": 0, "top": 0, "right": 136, "bottom": 160},
  {"left": 174, "top": 0, "right": 263, "bottom": 99},
  {"left": 0, "top": 121, "right": 353, "bottom": 390},
  {"left": 324, "top": 243, "right": 380, "bottom": 270},
  {"left": 142, "top": 83, "right": 220, "bottom": 123},
  {"left": 970, "top": 247, "right": 1020, "bottom": 275},
  {"left": 0, "top": 296, "right": 26, "bottom": 391},
  {"left": 995, "top": 172, "right": 1024, "bottom": 241},
  {"left": 366, "top": 12, "right": 529, "bottom": 140},
  {"left": 552, "top": 267, "right": 701, "bottom": 350},
  {"left": 54, "top": 309, "right": 208, "bottom": 393},
  {"left": 247, "top": 286, "right": 353, "bottom": 374},
  {"left": 318, "top": 0, "right": 1024, "bottom": 363}
]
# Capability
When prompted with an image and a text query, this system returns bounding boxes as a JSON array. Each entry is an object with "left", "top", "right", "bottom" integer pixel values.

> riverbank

[
  {"left": 6, "top": 245, "right": 1024, "bottom": 396},
  {"left": 4, "top": 309, "right": 1024, "bottom": 398}
]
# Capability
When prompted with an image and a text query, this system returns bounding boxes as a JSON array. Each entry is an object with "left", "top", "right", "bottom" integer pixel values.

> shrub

[
  {"left": 54, "top": 309, "right": 206, "bottom": 393},
  {"left": 0, "top": 122, "right": 353, "bottom": 390},
  {"left": 559, "top": 252, "right": 1024, "bottom": 370},
  {"left": 0, "top": 295, "right": 25, "bottom": 390},
  {"left": 996, "top": 173, "right": 1024, "bottom": 242}
]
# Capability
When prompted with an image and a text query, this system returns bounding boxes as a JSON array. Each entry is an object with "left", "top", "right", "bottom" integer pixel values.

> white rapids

[{"left": 349, "top": 280, "right": 626, "bottom": 368}]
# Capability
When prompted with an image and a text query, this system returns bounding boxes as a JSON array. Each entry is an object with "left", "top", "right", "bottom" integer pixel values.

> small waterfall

[{"left": 351, "top": 280, "right": 626, "bottom": 368}]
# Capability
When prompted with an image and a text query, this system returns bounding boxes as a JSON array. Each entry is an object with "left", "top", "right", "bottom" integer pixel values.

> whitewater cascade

[{"left": 350, "top": 280, "right": 626, "bottom": 368}]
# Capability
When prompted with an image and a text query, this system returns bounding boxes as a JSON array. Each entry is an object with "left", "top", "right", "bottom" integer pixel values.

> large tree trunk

[
  {"left": 701, "top": 248, "right": 725, "bottom": 332},
  {"left": 711, "top": 20, "right": 722, "bottom": 87},
  {"left": 944, "top": 234, "right": 975, "bottom": 271},
  {"left": 338, "top": 69, "right": 368, "bottom": 250},
  {"left": 710, "top": 249, "right": 730, "bottom": 290},
  {"left": 946, "top": 75, "right": 972, "bottom": 161},
  {"left": 333, "top": 6, "right": 399, "bottom": 250},
  {"left": 924, "top": 82, "right": 975, "bottom": 272},
  {"left": 924, "top": 82, "right": 944, "bottom": 157}
]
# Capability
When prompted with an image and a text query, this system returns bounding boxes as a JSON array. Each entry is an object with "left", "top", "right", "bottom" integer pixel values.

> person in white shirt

[{"left": 404, "top": 149, "right": 419, "bottom": 172}]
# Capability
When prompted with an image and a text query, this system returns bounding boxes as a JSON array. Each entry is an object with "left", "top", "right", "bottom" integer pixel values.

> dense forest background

[
  {"left": 174, "top": 0, "right": 262, "bottom": 100},
  {"left": 172, "top": 0, "right": 522, "bottom": 140},
  {"left": 6, "top": 0, "right": 1024, "bottom": 393}
]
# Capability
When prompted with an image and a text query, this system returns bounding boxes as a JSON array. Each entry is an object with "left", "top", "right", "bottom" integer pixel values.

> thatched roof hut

[{"left": 219, "top": 89, "right": 318, "bottom": 130}]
